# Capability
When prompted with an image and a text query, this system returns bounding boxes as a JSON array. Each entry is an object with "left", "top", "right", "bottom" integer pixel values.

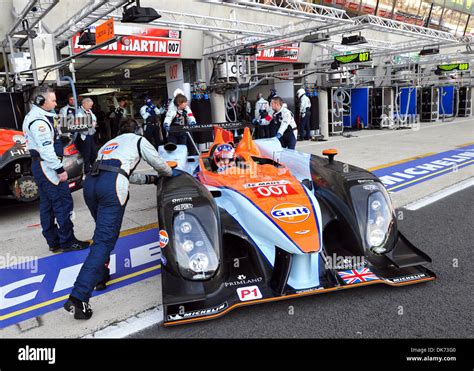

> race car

[
  {"left": 156, "top": 124, "right": 436, "bottom": 326},
  {"left": 0, "top": 128, "right": 84, "bottom": 202}
]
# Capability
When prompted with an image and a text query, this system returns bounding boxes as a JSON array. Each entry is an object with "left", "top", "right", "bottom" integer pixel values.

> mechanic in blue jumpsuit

[
  {"left": 64, "top": 119, "right": 177, "bottom": 320},
  {"left": 270, "top": 96, "right": 297, "bottom": 150},
  {"left": 23, "top": 87, "right": 90, "bottom": 253},
  {"left": 140, "top": 96, "right": 165, "bottom": 149}
]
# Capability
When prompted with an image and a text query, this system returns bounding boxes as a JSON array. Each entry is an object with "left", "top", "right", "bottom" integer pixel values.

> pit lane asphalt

[{"left": 131, "top": 185, "right": 474, "bottom": 338}]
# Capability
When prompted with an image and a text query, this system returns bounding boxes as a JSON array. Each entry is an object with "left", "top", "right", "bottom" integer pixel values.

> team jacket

[
  {"left": 140, "top": 104, "right": 164, "bottom": 122},
  {"left": 299, "top": 94, "right": 311, "bottom": 117},
  {"left": 22, "top": 105, "right": 64, "bottom": 184},
  {"left": 274, "top": 106, "right": 297, "bottom": 136},
  {"left": 77, "top": 107, "right": 97, "bottom": 139},
  {"left": 163, "top": 104, "right": 196, "bottom": 129},
  {"left": 97, "top": 133, "right": 172, "bottom": 205}
]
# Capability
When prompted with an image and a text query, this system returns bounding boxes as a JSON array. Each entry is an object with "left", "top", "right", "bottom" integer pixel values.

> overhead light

[
  {"left": 341, "top": 34, "right": 367, "bottom": 46},
  {"left": 274, "top": 49, "right": 298, "bottom": 58},
  {"left": 419, "top": 47, "right": 440, "bottom": 56},
  {"left": 78, "top": 29, "right": 96, "bottom": 46},
  {"left": 302, "top": 33, "right": 330, "bottom": 43},
  {"left": 121, "top": 0, "right": 161, "bottom": 23},
  {"left": 236, "top": 45, "right": 258, "bottom": 56},
  {"left": 13, "top": 29, "right": 37, "bottom": 39}
]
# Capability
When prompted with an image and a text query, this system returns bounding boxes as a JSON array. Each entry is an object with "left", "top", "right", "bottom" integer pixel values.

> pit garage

[{"left": 0, "top": 0, "right": 472, "bottom": 364}]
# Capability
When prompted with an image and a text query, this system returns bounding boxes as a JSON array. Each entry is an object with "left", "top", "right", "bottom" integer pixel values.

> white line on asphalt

[
  {"left": 404, "top": 177, "right": 474, "bottom": 211},
  {"left": 296, "top": 118, "right": 474, "bottom": 149},
  {"left": 83, "top": 306, "right": 163, "bottom": 338}
]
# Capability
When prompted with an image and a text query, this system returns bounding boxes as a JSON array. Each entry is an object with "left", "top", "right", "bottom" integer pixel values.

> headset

[{"left": 33, "top": 94, "right": 46, "bottom": 107}]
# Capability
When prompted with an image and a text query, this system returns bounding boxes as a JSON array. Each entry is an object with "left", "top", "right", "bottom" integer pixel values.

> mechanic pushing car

[
  {"left": 271, "top": 96, "right": 298, "bottom": 150},
  {"left": 64, "top": 119, "right": 177, "bottom": 320},
  {"left": 22, "top": 86, "right": 90, "bottom": 253},
  {"left": 163, "top": 90, "right": 197, "bottom": 146},
  {"left": 297, "top": 88, "right": 311, "bottom": 141},
  {"left": 140, "top": 96, "right": 164, "bottom": 149}
]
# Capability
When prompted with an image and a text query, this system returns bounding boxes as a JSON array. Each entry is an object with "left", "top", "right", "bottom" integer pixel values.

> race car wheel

[{"left": 13, "top": 176, "right": 39, "bottom": 202}]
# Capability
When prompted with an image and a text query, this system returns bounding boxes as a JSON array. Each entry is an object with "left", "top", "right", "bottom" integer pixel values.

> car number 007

[{"left": 256, "top": 185, "right": 289, "bottom": 197}]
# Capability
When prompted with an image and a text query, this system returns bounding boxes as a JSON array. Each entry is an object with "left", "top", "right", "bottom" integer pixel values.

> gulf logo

[
  {"left": 271, "top": 203, "right": 310, "bottom": 224},
  {"left": 159, "top": 230, "right": 169, "bottom": 248},
  {"left": 102, "top": 142, "right": 119, "bottom": 155}
]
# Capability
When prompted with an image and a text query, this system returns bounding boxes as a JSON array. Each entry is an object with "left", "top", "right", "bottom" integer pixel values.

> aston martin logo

[{"left": 335, "top": 54, "right": 359, "bottom": 64}]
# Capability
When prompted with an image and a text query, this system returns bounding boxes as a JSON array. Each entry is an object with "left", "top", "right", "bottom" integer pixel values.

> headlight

[
  {"left": 173, "top": 209, "right": 219, "bottom": 280},
  {"left": 366, "top": 191, "right": 393, "bottom": 254}
]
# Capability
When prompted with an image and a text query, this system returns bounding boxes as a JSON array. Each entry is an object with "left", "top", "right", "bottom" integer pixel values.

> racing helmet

[
  {"left": 212, "top": 143, "right": 236, "bottom": 170},
  {"left": 297, "top": 88, "right": 306, "bottom": 99}
]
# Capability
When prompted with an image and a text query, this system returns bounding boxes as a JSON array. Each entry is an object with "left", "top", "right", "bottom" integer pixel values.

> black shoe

[
  {"left": 95, "top": 270, "right": 111, "bottom": 291},
  {"left": 61, "top": 239, "right": 90, "bottom": 253},
  {"left": 64, "top": 296, "right": 93, "bottom": 320},
  {"left": 49, "top": 242, "right": 61, "bottom": 253}
]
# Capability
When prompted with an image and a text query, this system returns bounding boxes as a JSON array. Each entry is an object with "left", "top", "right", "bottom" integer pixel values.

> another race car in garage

[
  {"left": 156, "top": 124, "right": 436, "bottom": 326},
  {"left": 0, "top": 128, "right": 84, "bottom": 202}
]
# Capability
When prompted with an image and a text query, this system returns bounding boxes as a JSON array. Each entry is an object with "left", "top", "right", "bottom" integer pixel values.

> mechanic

[
  {"left": 22, "top": 87, "right": 90, "bottom": 253},
  {"left": 59, "top": 94, "right": 76, "bottom": 134},
  {"left": 76, "top": 98, "right": 98, "bottom": 175},
  {"left": 163, "top": 93, "right": 196, "bottom": 146},
  {"left": 65, "top": 119, "right": 178, "bottom": 320},
  {"left": 271, "top": 96, "right": 297, "bottom": 150},
  {"left": 140, "top": 96, "right": 164, "bottom": 149},
  {"left": 111, "top": 93, "right": 128, "bottom": 138},
  {"left": 297, "top": 88, "right": 312, "bottom": 141},
  {"left": 253, "top": 93, "right": 272, "bottom": 139}
]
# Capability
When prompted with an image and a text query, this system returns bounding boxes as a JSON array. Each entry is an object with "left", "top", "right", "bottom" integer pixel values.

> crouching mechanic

[
  {"left": 23, "top": 87, "right": 90, "bottom": 253},
  {"left": 271, "top": 96, "right": 297, "bottom": 150},
  {"left": 64, "top": 120, "right": 177, "bottom": 319}
]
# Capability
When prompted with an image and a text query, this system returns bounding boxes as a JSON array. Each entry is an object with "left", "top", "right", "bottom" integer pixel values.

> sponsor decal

[
  {"left": 224, "top": 276, "right": 263, "bottom": 288},
  {"left": 38, "top": 126, "right": 46, "bottom": 133},
  {"left": 172, "top": 197, "right": 193, "bottom": 204},
  {"left": 10, "top": 149, "right": 28, "bottom": 156},
  {"left": 373, "top": 144, "right": 474, "bottom": 192},
  {"left": 337, "top": 267, "right": 378, "bottom": 285},
  {"left": 159, "top": 230, "right": 169, "bottom": 248},
  {"left": 295, "top": 287, "right": 324, "bottom": 294},
  {"left": 244, "top": 180, "right": 290, "bottom": 188},
  {"left": 68, "top": 182, "right": 76, "bottom": 189},
  {"left": 271, "top": 203, "right": 310, "bottom": 223},
  {"left": 101, "top": 142, "right": 119, "bottom": 155},
  {"left": 12, "top": 135, "right": 26, "bottom": 144},
  {"left": 167, "top": 302, "right": 228, "bottom": 321},
  {"left": 237, "top": 285, "right": 263, "bottom": 301},
  {"left": 385, "top": 273, "right": 427, "bottom": 284},
  {"left": 173, "top": 203, "right": 193, "bottom": 211}
]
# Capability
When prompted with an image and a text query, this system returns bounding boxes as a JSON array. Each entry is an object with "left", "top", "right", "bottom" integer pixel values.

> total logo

[
  {"left": 159, "top": 230, "right": 169, "bottom": 248},
  {"left": 102, "top": 142, "right": 119, "bottom": 155},
  {"left": 271, "top": 203, "right": 310, "bottom": 223}
]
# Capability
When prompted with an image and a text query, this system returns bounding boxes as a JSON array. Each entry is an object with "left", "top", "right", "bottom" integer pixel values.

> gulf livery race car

[
  {"left": 0, "top": 128, "right": 84, "bottom": 202},
  {"left": 156, "top": 124, "right": 436, "bottom": 326}
]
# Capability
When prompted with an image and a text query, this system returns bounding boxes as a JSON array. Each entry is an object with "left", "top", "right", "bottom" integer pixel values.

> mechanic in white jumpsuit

[
  {"left": 65, "top": 119, "right": 176, "bottom": 320},
  {"left": 271, "top": 96, "right": 298, "bottom": 150},
  {"left": 297, "top": 88, "right": 312, "bottom": 141}
]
